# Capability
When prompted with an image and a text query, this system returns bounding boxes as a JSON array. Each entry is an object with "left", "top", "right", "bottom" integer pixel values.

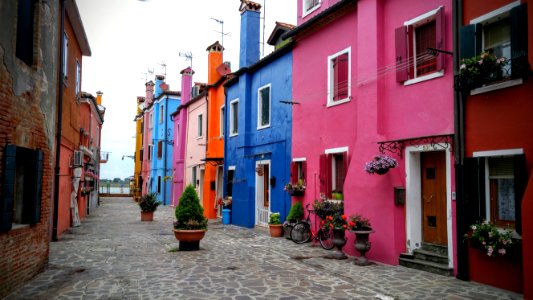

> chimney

[
  {"left": 180, "top": 67, "right": 194, "bottom": 105},
  {"left": 96, "top": 91, "right": 103, "bottom": 105},
  {"left": 145, "top": 81, "right": 154, "bottom": 105},
  {"left": 239, "top": 0, "right": 262, "bottom": 68},
  {"left": 206, "top": 41, "right": 224, "bottom": 85},
  {"left": 154, "top": 74, "right": 166, "bottom": 98}
]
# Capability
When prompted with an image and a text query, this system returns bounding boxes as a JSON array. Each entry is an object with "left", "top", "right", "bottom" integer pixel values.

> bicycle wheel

[
  {"left": 318, "top": 229, "right": 335, "bottom": 250},
  {"left": 291, "top": 222, "right": 311, "bottom": 244}
]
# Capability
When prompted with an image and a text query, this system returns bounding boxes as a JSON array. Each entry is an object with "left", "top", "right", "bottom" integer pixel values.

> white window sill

[
  {"left": 325, "top": 199, "right": 343, "bottom": 203},
  {"left": 302, "top": 4, "right": 321, "bottom": 18},
  {"left": 327, "top": 97, "right": 351, "bottom": 108},
  {"left": 229, "top": 133, "right": 238, "bottom": 137},
  {"left": 403, "top": 71, "right": 444, "bottom": 86},
  {"left": 470, "top": 78, "right": 523, "bottom": 95},
  {"left": 197, "top": 136, "right": 203, "bottom": 140},
  {"left": 257, "top": 124, "right": 270, "bottom": 130},
  {"left": 11, "top": 223, "right": 30, "bottom": 231}
]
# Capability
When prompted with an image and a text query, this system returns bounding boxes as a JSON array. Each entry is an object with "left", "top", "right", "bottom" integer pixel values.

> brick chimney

[
  {"left": 154, "top": 74, "right": 166, "bottom": 98},
  {"left": 239, "top": 0, "right": 262, "bottom": 68},
  {"left": 96, "top": 91, "right": 103, "bottom": 105},
  {"left": 180, "top": 67, "right": 194, "bottom": 105},
  {"left": 145, "top": 80, "right": 154, "bottom": 105},
  {"left": 206, "top": 41, "right": 224, "bottom": 85}
]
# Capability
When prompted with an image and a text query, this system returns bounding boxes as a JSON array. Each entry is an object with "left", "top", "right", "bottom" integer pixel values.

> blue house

[
  {"left": 223, "top": 0, "right": 294, "bottom": 227},
  {"left": 150, "top": 75, "right": 181, "bottom": 205}
]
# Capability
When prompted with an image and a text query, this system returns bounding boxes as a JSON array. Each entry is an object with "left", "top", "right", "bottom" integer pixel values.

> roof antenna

[
  {"left": 159, "top": 61, "right": 167, "bottom": 78},
  {"left": 211, "top": 17, "right": 231, "bottom": 47},
  {"left": 179, "top": 51, "right": 193, "bottom": 70}
]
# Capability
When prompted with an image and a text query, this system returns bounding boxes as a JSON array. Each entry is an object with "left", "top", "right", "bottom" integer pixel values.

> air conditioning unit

[{"left": 73, "top": 150, "right": 83, "bottom": 167}]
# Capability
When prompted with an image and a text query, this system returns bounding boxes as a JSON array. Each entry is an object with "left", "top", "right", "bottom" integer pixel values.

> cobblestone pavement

[{"left": 6, "top": 197, "right": 522, "bottom": 300}]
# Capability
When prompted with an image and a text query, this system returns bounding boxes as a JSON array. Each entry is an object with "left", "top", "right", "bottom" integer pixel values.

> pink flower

[
  {"left": 498, "top": 249, "right": 506, "bottom": 255},
  {"left": 487, "top": 246, "right": 494, "bottom": 256}
]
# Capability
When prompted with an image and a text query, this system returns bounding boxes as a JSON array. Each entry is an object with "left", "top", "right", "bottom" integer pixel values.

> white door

[{"left": 255, "top": 160, "right": 270, "bottom": 227}]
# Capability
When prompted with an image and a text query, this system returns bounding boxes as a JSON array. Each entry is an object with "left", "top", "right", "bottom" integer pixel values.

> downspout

[
  {"left": 453, "top": 0, "right": 468, "bottom": 281},
  {"left": 52, "top": 0, "right": 66, "bottom": 242},
  {"left": 163, "top": 96, "right": 168, "bottom": 205}
]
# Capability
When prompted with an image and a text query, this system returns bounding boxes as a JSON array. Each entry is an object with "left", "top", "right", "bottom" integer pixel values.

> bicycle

[{"left": 290, "top": 204, "right": 334, "bottom": 250}]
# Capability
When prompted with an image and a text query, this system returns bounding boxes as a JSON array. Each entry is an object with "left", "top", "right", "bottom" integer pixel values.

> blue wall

[{"left": 224, "top": 50, "right": 293, "bottom": 228}]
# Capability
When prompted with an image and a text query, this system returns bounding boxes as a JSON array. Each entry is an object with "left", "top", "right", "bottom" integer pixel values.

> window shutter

[
  {"left": 290, "top": 161, "right": 297, "bottom": 184},
  {"left": 342, "top": 152, "right": 348, "bottom": 187},
  {"left": 513, "top": 154, "right": 527, "bottom": 234},
  {"left": 463, "top": 157, "right": 485, "bottom": 226},
  {"left": 332, "top": 56, "right": 339, "bottom": 101},
  {"left": 301, "top": 160, "right": 307, "bottom": 183},
  {"left": 23, "top": 149, "right": 43, "bottom": 224},
  {"left": 319, "top": 154, "right": 326, "bottom": 196},
  {"left": 395, "top": 26, "right": 409, "bottom": 82},
  {"left": 158, "top": 141, "right": 162, "bottom": 158},
  {"left": 510, "top": 3, "right": 528, "bottom": 79},
  {"left": 337, "top": 53, "right": 349, "bottom": 100},
  {"left": 435, "top": 6, "right": 445, "bottom": 71},
  {"left": 1, "top": 145, "right": 16, "bottom": 232},
  {"left": 326, "top": 154, "right": 332, "bottom": 198},
  {"left": 459, "top": 24, "right": 482, "bottom": 60}
]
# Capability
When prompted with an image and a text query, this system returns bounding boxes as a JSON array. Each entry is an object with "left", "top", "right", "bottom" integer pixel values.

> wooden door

[{"left": 421, "top": 151, "right": 447, "bottom": 245}]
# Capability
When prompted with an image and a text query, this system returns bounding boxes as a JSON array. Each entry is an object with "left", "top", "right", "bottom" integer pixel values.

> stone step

[
  {"left": 399, "top": 257, "right": 453, "bottom": 276},
  {"left": 413, "top": 249, "right": 449, "bottom": 265},
  {"left": 421, "top": 242, "right": 448, "bottom": 256}
]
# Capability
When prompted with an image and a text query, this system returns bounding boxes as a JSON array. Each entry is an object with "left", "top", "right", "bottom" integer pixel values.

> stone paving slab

[{"left": 5, "top": 197, "right": 523, "bottom": 300}]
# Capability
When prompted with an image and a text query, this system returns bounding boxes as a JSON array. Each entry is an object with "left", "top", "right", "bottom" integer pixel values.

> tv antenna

[
  {"left": 159, "top": 62, "right": 167, "bottom": 78},
  {"left": 140, "top": 68, "right": 154, "bottom": 82},
  {"left": 211, "top": 17, "right": 230, "bottom": 47},
  {"left": 179, "top": 51, "right": 193, "bottom": 70}
]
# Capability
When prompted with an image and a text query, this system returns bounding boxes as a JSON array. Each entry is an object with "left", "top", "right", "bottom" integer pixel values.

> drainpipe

[
  {"left": 163, "top": 95, "right": 168, "bottom": 205},
  {"left": 453, "top": 0, "right": 468, "bottom": 281},
  {"left": 52, "top": 0, "right": 66, "bottom": 242}
]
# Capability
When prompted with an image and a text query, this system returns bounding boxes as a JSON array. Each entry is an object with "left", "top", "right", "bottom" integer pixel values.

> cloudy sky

[{"left": 77, "top": 0, "right": 297, "bottom": 180}]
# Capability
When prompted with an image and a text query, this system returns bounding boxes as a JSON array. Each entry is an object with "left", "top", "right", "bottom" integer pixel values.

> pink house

[
  {"left": 141, "top": 81, "right": 154, "bottom": 195},
  {"left": 287, "top": 0, "right": 455, "bottom": 274}
]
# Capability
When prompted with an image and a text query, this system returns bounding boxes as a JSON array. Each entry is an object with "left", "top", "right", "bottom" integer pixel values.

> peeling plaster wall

[{"left": 0, "top": 0, "right": 59, "bottom": 297}]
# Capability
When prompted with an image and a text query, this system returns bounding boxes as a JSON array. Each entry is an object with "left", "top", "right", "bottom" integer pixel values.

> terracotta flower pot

[
  {"left": 173, "top": 229, "right": 206, "bottom": 251},
  {"left": 141, "top": 211, "right": 154, "bottom": 221},
  {"left": 269, "top": 224, "right": 283, "bottom": 237}
]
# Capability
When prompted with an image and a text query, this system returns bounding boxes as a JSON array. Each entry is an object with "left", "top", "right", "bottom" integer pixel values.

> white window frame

[
  {"left": 402, "top": 6, "right": 445, "bottom": 86},
  {"left": 257, "top": 83, "right": 271, "bottom": 130},
  {"left": 220, "top": 105, "right": 225, "bottom": 137},
  {"left": 75, "top": 60, "right": 81, "bottom": 96},
  {"left": 148, "top": 144, "right": 153, "bottom": 160},
  {"left": 62, "top": 31, "right": 69, "bottom": 79},
  {"left": 302, "top": 0, "right": 321, "bottom": 18},
  {"left": 327, "top": 47, "right": 351, "bottom": 107},
  {"left": 325, "top": 147, "right": 348, "bottom": 199},
  {"left": 197, "top": 113, "right": 203, "bottom": 138},
  {"left": 230, "top": 99, "right": 239, "bottom": 137}
]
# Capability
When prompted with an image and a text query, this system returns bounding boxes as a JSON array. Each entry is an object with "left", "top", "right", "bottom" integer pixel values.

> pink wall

[
  {"left": 185, "top": 95, "right": 207, "bottom": 196},
  {"left": 293, "top": 0, "right": 455, "bottom": 266},
  {"left": 141, "top": 82, "right": 154, "bottom": 195}
]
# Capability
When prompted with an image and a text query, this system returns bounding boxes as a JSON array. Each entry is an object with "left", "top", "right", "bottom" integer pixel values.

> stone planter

[
  {"left": 269, "top": 224, "right": 283, "bottom": 237},
  {"left": 353, "top": 229, "right": 374, "bottom": 266},
  {"left": 173, "top": 229, "right": 206, "bottom": 251},
  {"left": 140, "top": 211, "right": 154, "bottom": 221},
  {"left": 326, "top": 229, "right": 347, "bottom": 260}
]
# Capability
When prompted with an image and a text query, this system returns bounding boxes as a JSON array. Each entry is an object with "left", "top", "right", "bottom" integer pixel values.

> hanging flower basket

[
  {"left": 364, "top": 154, "right": 397, "bottom": 175},
  {"left": 256, "top": 165, "right": 264, "bottom": 176}
]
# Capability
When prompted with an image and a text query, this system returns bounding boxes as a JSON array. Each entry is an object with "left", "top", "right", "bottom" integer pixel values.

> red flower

[
  {"left": 343, "top": 225, "right": 347, "bottom": 229},
  {"left": 342, "top": 214, "right": 347, "bottom": 220},
  {"left": 321, "top": 220, "right": 325, "bottom": 225},
  {"left": 349, "top": 221, "right": 355, "bottom": 227},
  {"left": 329, "top": 224, "right": 333, "bottom": 228}
]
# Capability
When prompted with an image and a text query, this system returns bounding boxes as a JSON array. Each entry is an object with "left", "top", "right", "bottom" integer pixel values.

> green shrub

[
  {"left": 174, "top": 185, "right": 208, "bottom": 230},
  {"left": 269, "top": 212, "right": 281, "bottom": 225},
  {"left": 138, "top": 193, "right": 161, "bottom": 212},
  {"left": 287, "top": 202, "right": 304, "bottom": 222}
]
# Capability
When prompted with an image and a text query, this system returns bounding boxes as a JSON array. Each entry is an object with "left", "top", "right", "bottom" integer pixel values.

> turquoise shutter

[{"left": 1, "top": 145, "right": 16, "bottom": 231}]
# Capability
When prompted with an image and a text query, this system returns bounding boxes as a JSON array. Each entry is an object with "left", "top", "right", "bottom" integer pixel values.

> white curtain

[{"left": 71, "top": 167, "right": 82, "bottom": 227}]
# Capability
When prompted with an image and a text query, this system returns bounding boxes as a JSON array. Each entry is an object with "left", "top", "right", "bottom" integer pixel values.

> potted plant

[
  {"left": 456, "top": 51, "right": 509, "bottom": 91},
  {"left": 268, "top": 212, "right": 283, "bottom": 237},
  {"left": 348, "top": 214, "right": 374, "bottom": 265},
  {"left": 138, "top": 193, "right": 161, "bottom": 221},
  {"left": 284, "top": 179, "right": 306, "bottom": 196},
  {"left": 173, "top": 185, "right": 208, "bottom": 251},
  {"left": 364, "top": 154, "right": 397, "bottom": 175},
  {"left": 321, "top": 211, "right": 348, "bottom": 260},
  {"left": 283, "top": 202, "right": 304, "bottom": 239}
]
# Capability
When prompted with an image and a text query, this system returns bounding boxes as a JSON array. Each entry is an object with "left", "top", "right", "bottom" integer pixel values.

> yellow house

[{"left": 133, "top": 96, "right": 145, "bottom": 200}]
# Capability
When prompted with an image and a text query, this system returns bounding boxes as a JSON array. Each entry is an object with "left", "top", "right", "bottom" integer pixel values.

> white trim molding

[
  {"left": 470, "top": 0, "right": 520, "bottom": 24},
  {"left": 325, "top": 146, "right": 349, "bottom": 154},
  {"left": 473, "top": 148, "right": 523, "bottom": 157},
  {"left": 292, "top": 157, "right": 307, "bottom": 162}
]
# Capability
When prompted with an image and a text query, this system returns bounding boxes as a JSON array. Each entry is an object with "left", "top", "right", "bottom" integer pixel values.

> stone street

[{"left": 6, "top": 197, "right": 522, "bottom": 300}]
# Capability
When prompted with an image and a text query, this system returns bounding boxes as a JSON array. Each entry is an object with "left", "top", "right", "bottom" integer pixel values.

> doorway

[
  {"left": 255, "top": 161, "right": 270, "bottom": 227},
  {"left": 421, "top": 151, "right": 447, "bottom": 245}
]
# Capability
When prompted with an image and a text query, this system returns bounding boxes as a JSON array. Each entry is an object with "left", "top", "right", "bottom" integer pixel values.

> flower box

[{"left": 288, "top": 189, "right": 304, "bottom": 196}]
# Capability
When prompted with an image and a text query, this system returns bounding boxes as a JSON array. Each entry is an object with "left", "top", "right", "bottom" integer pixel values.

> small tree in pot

[
  {"left": 173, "top": 185, "right": 208, "bottom": 251},
  {"left": 138, "top": 193, "right": 161, "bottom": 221}
]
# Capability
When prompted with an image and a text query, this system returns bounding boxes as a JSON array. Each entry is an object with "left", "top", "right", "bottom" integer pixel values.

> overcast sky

[{"left": 77, "top": 0, "right": 296, "bottom": 180}]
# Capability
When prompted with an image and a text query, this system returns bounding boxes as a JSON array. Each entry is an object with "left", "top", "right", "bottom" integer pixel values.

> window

[
  {"left": 139, "top": 149, "right": 143, "bottom": 161},
  {"left": 461, "top": 3, "right": 527, "bottom": 78},
  {"left": 62, "top": 32, "right": 69, "bottom": 79},
  {"left": 220, "top": 106, "right": 225, "bottom": 137},
  {"left": 157, "top": 140, "right": 163, "bottom": 159},
  {"left": 75, "top": 61, "right": 81, "bottom": 96},
  {"left": 327, "top": 48, "right": 351, "bottom": 106},
  {"left": 148, "top": 144, "right": 153, "bottom": 160},
  {"left": 320, "top": 149, "right": 348, "bottom": 200},
  {"left": 192, "top": 166, "right": 197, "bottom": 186},
  {"left": 303, "top": 0, "right": 320, "bottom": 17},
  {"left": 396, "top": 6, "right": 445, "bottom": 83},
  {"left": 230, "top": 99, "right": 239, "bottom": 136},
  {"left": 465, "top": 151, "right": 527, "bottom": 234},
  {"left": 16, "top": 0, "right": 35, "bottom": 66},
  {"left": 157, "top": 176, "right": 161, "bottom": 194},
  {"left": 290, "top": 159, "right": 307, "bottom": 183},
  {"left": 1, "top": 145, "right": 43, "bottom": 231},
  {"left": 198, "top": 114, "right": 203, "bottom": 138},
  {"left": 226, "top": 169, "right": 235, "bottom": 197},
  {"left": 160, "top": 105, "right": 164, "bottom": 123},
  {"left": 257, "top": 84, "right": 271, "bottom": 129}
]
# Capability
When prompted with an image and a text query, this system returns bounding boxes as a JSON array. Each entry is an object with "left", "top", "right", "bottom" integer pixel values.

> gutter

[{"left": 52, "top": 0, "right": 66, "bottom": 242}]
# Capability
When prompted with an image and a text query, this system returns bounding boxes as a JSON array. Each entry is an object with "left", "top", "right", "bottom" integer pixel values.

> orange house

[{"left": 202, "top": 41, "right": 231, "bottom": 219}]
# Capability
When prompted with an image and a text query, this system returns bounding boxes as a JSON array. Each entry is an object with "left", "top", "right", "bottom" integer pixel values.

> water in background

[{"left": 99, "top": 186, "right": 130, "bottom": 194}]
